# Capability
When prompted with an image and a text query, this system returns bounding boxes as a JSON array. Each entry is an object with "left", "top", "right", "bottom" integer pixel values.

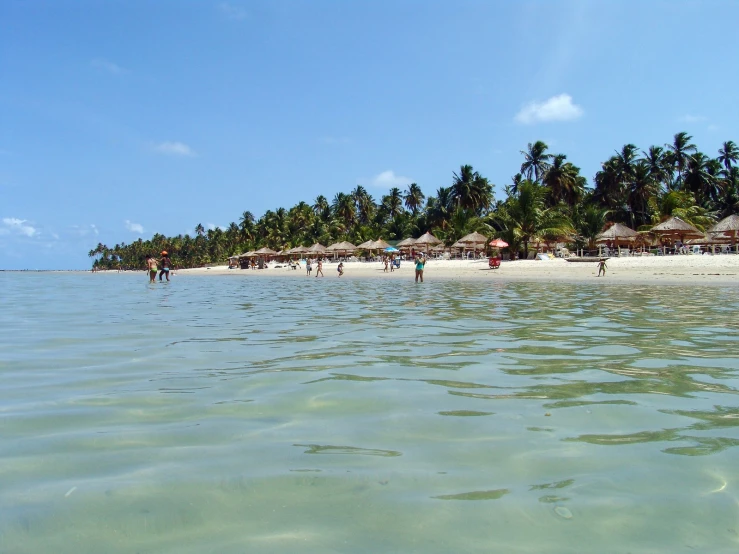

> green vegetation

[{"left": 89, "top": 133, "right": 739, "bottom": 269}]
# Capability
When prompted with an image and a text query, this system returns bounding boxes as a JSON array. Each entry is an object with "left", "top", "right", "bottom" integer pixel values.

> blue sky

[{"left": 2, "top": 0, "right": 737, "bottom": 269}]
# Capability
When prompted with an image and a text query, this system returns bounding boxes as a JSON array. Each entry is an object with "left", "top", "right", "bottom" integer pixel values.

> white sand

[{"left": 177, "top": 255, "right": 739, "bottom": 286}]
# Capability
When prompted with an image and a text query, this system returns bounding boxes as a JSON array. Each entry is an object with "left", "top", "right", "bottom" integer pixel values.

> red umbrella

[{"left": 489, "top": 239, "right": 509, "bottom": 248}]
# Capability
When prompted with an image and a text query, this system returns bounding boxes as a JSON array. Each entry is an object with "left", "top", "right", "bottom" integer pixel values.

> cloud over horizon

[
  {"left": 1, "top": 217, "right": 38, "bottom": 237},
  {"left": 362, "top": 170, "right": 413, "bottom": 189},
  {"left": 515, "top": 94, "right": 583, "bottom": 124},
  {"left": 125, "top": 220, "right": 144, "bottom": 234},
  {"left": 152, "top": 141, "right": 197, "bottom": 157}
]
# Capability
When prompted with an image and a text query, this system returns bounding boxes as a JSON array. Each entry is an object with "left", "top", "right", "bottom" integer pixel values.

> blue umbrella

[{"left": 384, "top": 246, "right": 399, "bottom": 253}]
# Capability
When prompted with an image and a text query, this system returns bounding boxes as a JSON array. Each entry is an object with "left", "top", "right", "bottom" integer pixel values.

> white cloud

[
  {"left": 707, "top": 124, "right": 719, "bottom": 132},
  {"left": 219, "top": 2, "right": 248, "bottom": 20},
  {"left": 679, "top": 114, "right": 706, "bottom": 123},
  {"left": 362, "top": 170, "right": 413, "bottom": 189},
  {"left": 1, "top": 217, "right": 38, "bottom": 237},
  {"left": 515, "top": 93, "right": 583, "bottom": 124},
  {"left": 125, "top": 220, "right": 144, "bottom": 234},
  {"left": 91, "top": 58, "right": 127, "bottom": 75},
  {"left": 152, "top": 141, "right": 197, "bottom": 157},
  {"left": 70, "top": 224, "right": 100, "bottom": 237},
  {"left": 206, "top": 223, "right": 226, "bottom": 231}
]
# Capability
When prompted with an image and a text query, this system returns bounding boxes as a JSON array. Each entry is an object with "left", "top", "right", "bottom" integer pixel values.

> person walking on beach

[
  {"left": 383, "top": 256, "right": 389, "bottom": 272},
  {"left": 337, "top": 262, "right": 344, "bottom": 277},
  {"left": 146, "top": 255, "right": 158, "bottom": 283},
  {"left": 158, "top": 251, "right": 172, "bottom": 282},
  {"left": 597, "top": 258, "right": 607, "bottom": 277},
  {"left": 306, "top": 258, "right": 312, "bottom": 276},
  {"left": 414, "top": 254, "right": 425, "bottom": 283},
  {"left": 316, "top": 258, "right": 324, "bottom": 277}
]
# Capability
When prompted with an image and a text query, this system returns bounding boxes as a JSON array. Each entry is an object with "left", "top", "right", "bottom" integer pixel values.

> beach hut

[
  {"left": 707, "top": 214, "right": 739, "bottom": 253},
  {"left": 650, "top": 217, "right": 703, "bottom": 253},
  {"left": 596, "top": 222, "right": 639, "bottom": 256}
]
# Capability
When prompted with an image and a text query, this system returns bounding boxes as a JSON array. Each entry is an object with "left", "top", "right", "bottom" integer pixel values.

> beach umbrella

[
  {"left": 489, "top": 238, "right": 509, "bottom": 248},
  {"left": 707, "top": 214, "right": 739, "bottom": 253},
  {"left": 456, "top": 231, "right": 488, "bottom": 258},
  {"left": 374, "top": 239, "right": 390, "bottom": 250},
  {"left": 413, "top": 231, "right": 442, "bottom": 254},
  {"left": 650, "top": 217, "right": 703, "bottom": 251},
  {"left": 384, "top": 246, "right": 399, "bottom": 253},
  {"left": 356, "top": 240, "right": 374, "bottom": 250},
  {"left": 596, "top": 222, "right": 638, "bottom": 244},
  {"left": 596, "top": 222, "right": 639, "bottom": 255},
  {"left": 396, "top": 237, "right": 416, "bottom": 248},
  {"left": 306, "top": 243, "right": 328, "bottom": 255}
]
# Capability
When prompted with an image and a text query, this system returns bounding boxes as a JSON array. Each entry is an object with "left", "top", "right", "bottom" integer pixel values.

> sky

[{"left": 2, "top": 0, "right": 738, "bottom": 269}]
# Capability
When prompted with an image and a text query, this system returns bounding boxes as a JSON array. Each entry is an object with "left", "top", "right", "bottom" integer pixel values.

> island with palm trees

[{"left": 89, "top": 133, "right": 739, "bottom": 279}]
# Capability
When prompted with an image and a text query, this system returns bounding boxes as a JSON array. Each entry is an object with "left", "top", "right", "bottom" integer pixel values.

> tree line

[{"left": 89, "top": 132, "right": 738, "bottom": 269}]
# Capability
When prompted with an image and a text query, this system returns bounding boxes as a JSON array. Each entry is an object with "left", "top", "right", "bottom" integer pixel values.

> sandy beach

[{"left": 177, "top": 255, "right": 739, "bottom": 286}]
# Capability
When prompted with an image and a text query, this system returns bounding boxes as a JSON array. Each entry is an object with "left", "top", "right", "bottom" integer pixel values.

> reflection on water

[{"left": 1, "top": 273, "right": 739, "bottom": 553}]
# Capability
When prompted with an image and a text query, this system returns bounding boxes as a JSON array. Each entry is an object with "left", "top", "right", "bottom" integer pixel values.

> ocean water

[{"left": 2, "top": 272, "right": 739, "bottom": 553}]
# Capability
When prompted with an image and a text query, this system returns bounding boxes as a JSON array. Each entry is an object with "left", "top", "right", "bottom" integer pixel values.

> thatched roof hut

[{"left": 596, "top": 222, "right": 638, "bottom": 243}]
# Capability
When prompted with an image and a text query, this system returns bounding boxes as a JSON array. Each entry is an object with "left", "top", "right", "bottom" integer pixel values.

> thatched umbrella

[
  {"left": 707, "top": 214, "right": 739, "bottom": 253},
  {"left": 596, "top": 222, "right": 639, "bottom": 255},
  {"left": 396, "top": 237, "right": 416, "bottom": 248},
  {"left": 413, "top": 231, "right": 442, "bottom": 255},
  {"left": 356, "top": 240, "right": 374, "bottom": 250},
  {"left": 596, "top": 223, "right": 638, "bottom": 244},
  {"left": 254, "top": 247, "right": 278, "bottom": 255},
  {"left": 326, "top": 241, "right": 357, "bottom": 258},
  {"left": 287, "top": 245, "right": 308, "bottom": 255},
  {"left": 650, "top": 217, "right": 703, "bottom": 252},
  {"left": 456, "top": 231, "right": 488, "bottom": 258},
  {"left": 306, "top": 243, "right": 328, "bottom": 256},
  {"left": 373, "top": 239, "right": 390, "bottom": 250}
]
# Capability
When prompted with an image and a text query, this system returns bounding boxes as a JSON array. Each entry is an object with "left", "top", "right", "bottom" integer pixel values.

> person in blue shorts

[{"left": 159, "top": 251, "right": 172, "bottom": 281}]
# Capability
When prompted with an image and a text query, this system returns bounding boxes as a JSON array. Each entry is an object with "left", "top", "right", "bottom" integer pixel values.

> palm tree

[
  {"left": 313, "top": 195, "right": 330, "bottom": 221},
  {"left": 541, "top": 154, "right": 586, "bottom": 206},
  {"left": 451, "top": 165, "right": 493, "bottom": 214},
  {"left": 718, "top": 141, "right": 739, "bottom": 172},
  {"left": 403, "top": 183, "right": 425, "bottom": 215},
  {"left": 683, "top": 153, "right": 718, "bottom": 207},
  {"left": 332, "top": 192, "right": 356, "bottom": 232},
  {"left": 666, "top": 132, "right": 697, "bottom": 187},
  {"left": 520, "top": 141, "right": 552, "bottom": 182},
  {"left": 352, "top": 186, "right": 375, "bottom": 224},
  {"left": 382, "top": 187, "right": 404, "bottom": 219},
  {"left": 642, "top": 145, "right": 671, "bottom": 190},
  {"left": 195, "top": 223, "right": 205, "bottom": 237},
  {"left": 627, "top": 161, "right": 659, "bottom": 228},
  {"left": 495, "top": 179, "right": 572, "bottom": 259}
]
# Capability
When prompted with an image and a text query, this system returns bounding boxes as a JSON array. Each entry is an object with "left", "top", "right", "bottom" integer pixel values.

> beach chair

[
  {"left": 488, "top": 256, "right": 501, "bottom": 269},
  {"left": 392, "top": 259, "right": 401, "bottom": 268}
]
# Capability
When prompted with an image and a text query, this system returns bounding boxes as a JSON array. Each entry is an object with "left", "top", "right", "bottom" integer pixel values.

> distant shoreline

[{"left": 6, "top": 256, "right": 739, "bottom": 287}]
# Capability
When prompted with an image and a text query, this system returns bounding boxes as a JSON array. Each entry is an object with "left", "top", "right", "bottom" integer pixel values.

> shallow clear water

[{"left": 2, "top": 272, "right": 739, "bottom": 553}]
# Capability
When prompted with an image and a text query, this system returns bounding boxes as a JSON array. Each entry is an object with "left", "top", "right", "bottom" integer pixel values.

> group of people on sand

[
  {"left": 304, "top": 254, "right": 425, "bottom": 282},
  {"left": 146, "top": 251, "right": 172, "bottom": 283}
]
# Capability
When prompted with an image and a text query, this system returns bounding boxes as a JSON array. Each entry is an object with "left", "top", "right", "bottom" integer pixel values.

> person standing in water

[
  {"left": 146, "top": 254, "right": 158, "bottom": 283},
  {"left": 306, "top": 258, "right": 312, "bottom": 276},
  {"left": 414, "top": 254, "right": 425, "bottom": 283},
  {"left": 159, "top": 251, "right": 172, "bottom": 282},
  {"left": 316, "top": 258, "right": 324, "bottom": 277},
  {"left": 337, "top": 262, "right": 344, "bottom": 277}
]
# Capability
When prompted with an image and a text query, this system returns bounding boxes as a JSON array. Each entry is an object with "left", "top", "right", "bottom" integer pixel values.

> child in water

[{"left": 337, "top": 262, "right": 344, "bottom": 277}]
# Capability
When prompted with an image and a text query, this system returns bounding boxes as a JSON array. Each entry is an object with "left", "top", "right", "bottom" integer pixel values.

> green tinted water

[{"left": 2, "top": 273, "right": 739, "bottom": 552}]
